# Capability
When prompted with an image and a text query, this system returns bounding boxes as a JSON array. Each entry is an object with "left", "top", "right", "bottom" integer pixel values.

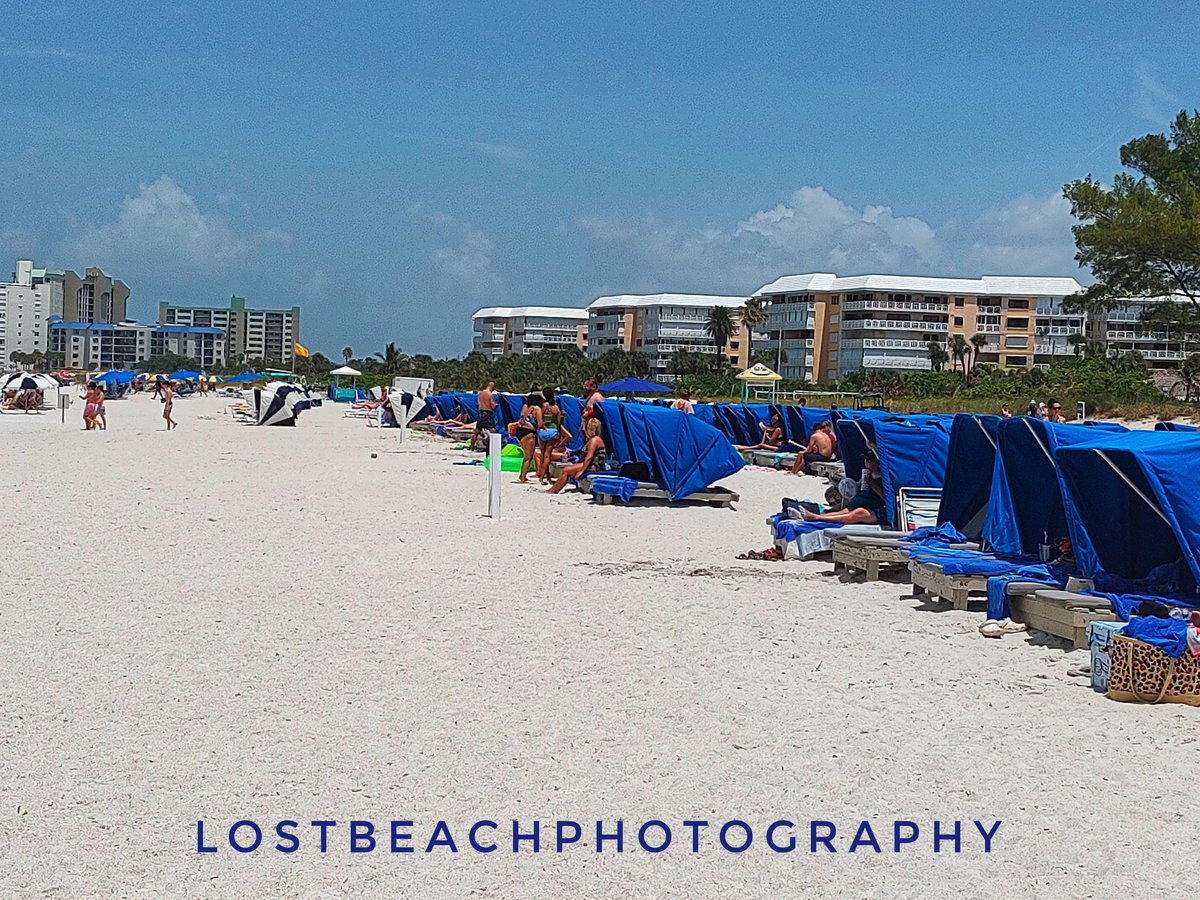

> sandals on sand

[
  {"left": 737, "top": 547, "right": 783, "bottom": 561},
  {"left": 979, "top": 618, "right": 1028, "bottom": 639}
]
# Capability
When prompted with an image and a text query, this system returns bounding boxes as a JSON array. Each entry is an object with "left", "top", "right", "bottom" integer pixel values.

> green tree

[
  {"left": 705, "top": 306, "right": 736, "bottom": 371},
  {"left": 948, "top": 334, "right": 968, "bottom": 374},
  {"left": 342, "top": 347, "right": 353, "bottom": 364},
  {"left": 1175, "top": 353, "right": 1200, "bottom": 401},
  {"left": 374, "top": 342, "right": 408, "bottom": 376},
  {"left": 967, "top": 333, "right": 988, "bottom": 381},
  {"left": 926, "top": 340, "right": 949, "bottom": 372},
  {"left": 1063, "top": 110, "right": 1200, "bottom": 323}
]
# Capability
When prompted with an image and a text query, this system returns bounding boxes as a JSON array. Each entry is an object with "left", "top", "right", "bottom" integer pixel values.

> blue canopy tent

[
  {"left": 226, "top": 372, "right": 263, "bottom": 383},
  {"left": 454, "top": 392, "right": 479, "bottom": 422},
  {"left": 96, "top": 369, "right": 135, "bottom": 385},
  {"left": 429, "top": 395, "right": 458, "bottom": 418},
  {"left": 596, "top": 401, "right": 744, "bottom": 500},
  {"left": 691, "top": 403, "right": 718, "bottom": 429},
  {"left": 599, "top": 377, "right": 671, "bottom": 395},
  {"left": 937, "top": 414, "right": 1002, "bottom": 540},
  {"left": 557, "top": 394, "right": 585, "bottom": 450},
  {"left": 872, "top": 419, "right": 951, "bottom": 527},
  {"left": 494, "top": 393, "right": 527, "bottom": 434},
  {"left": 1057, "top": 430, "right": 1200, "bottom": 602},
  {"left": 1155, "top": 421, "right": 1198, "bottom": 432},
  {"left": 983, "top": 417, "right": 1127, "bottom": 564}
]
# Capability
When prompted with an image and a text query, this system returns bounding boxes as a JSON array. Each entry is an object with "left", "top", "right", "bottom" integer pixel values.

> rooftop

[
  {"left": 587, "top": 292, "right": 748, "bottom": 311},
  {"left": 472, "top": 306, "right": 588, "bottom": 320},
  {"left": 753, "top": 273, "right": 1085, "bottom": 298}
]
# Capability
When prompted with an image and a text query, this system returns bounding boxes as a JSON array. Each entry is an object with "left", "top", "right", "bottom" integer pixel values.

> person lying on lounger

[
  {"left": 790, "top": 420, "right": 837, "bottom": 474},
  {"left": 798, "top": 450, "right": 884, "bottom": 524},
  {"left": 739, "top": 412, "right": 786, "bottom": 451}
]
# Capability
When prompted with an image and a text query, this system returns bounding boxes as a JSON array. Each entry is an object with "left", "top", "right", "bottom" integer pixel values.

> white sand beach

[{"left": 0, "top": 395, "right": 1194, "bottom": 897}]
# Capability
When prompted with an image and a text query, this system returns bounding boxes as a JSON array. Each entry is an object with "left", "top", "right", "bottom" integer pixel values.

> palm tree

[
  {"left": 342, "top": 347, "right": 353, "bottom": 365},
  {"left": 374, "top": 342, "right": 407, "bottom": 376},
  {"left": 926, "top": 340, "right": 948, "bottom": 372},
  {"left": 967, "top": 333, "right": 988, "bottom": 382},
  {"left": 1175, "top": 354, "right": 1200, "bottom": 402},
  {"left": 948, "top": 334, "right": 968, "bottom": 374},
  {"left": 705, "top": 306, "right": 736, "bottom": 371}
]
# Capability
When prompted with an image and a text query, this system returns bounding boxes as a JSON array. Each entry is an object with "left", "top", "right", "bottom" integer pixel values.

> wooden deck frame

[
  {"left": 909, "top": 560, "right": 988, "bottom": 610},
  {"left": 577, "top": 476, "right": 739, "bottom": 509},
  {"left": 1009, "top": 591, "right": 1119, "bottom": 649}
]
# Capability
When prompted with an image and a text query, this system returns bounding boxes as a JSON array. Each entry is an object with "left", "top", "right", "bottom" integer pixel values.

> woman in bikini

[
  {"left": 162, "top": 382, "right": 178, "bottom": 431},
  {"left": 515, "top": 393, "right": 543, "bottom": 483},
  {"left": 82, "top": 382, "right": 100, "bottom": 430},
  {"left": 536, "top": 387, "right": 573, "bottom": 484}
]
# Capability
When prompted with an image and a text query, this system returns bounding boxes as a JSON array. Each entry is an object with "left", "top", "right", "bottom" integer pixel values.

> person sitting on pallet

[
  {"left": 738, "top": 412, "right": 786, "bottom": 451},
  {"left": 798, "top": 450, "right": 884, "bottom": 525},
  {"left": 790, "top": 420, "right": 837, "bottom": 475}
]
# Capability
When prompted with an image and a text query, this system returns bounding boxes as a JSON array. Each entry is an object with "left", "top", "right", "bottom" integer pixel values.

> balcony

[
  {"left": 1034, "top": 325, "right": 1078, "bottom": 336},
  {"left": 1106, "top": 330, "right": 1177, "bottom": 341},
  {"left": 840, "top": 319, "right": 949, "bottom": 332},
  {"left": 842, "top": 299, "right": 947, "bottom": 313},
  {"left": 657, "top": 343, "right": 718, "bottom": 354},
  {"left": 862, "top": 354, "right": 934, "bottom": 371},
  {"left": 976, "top": 324, "right": 1000, "bottom": 333},
  {"left": 841, "top": 338, "right": 935, "bottom": 351},
  {"left": 978, "top": 306, "right": 1002, "bottom": 315}
]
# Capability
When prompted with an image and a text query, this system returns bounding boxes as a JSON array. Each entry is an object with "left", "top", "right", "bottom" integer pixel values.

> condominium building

[
  {"left": 1097, "top": 296, "right": 1197, "bottom": 367},
  {"left": 586, "top": 293, "right": 756, "bottom": 375},
  {"left": 49, "top": 320, "right": 227, "bottom": 371},
  {"left": 753, "top": 273, "right": 1087, "bottom": 382},
  {"left": 471, "top": 306, "right": 588, "bottom": 360},
  {"left": 158, "top": 295, "right": 300, "bottom": 365},
  {"left": 0, "top": 260, "right": 64, "bottom": 362},
  {"left": 58, "top": 266, "right": 130, "bottom": 323}
]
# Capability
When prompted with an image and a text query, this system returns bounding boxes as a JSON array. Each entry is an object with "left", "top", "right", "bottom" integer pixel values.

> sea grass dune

[{"left": 0, "top": 396, "right": 1194, "bottom": 897}]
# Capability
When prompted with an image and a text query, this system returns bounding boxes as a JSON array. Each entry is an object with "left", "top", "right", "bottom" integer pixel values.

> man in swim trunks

[
  {"left": 473, "top": 381, "right": 497, "bottom": 444},
  {"left": 790, "top": 420, "right": 836, "bottom": 474}
]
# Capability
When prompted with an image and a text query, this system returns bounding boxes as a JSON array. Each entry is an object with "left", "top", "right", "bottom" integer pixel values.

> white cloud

[
  {"left": 303, "top": 269, "right": 331, "bottom": 297},
  {"left": 576, "top": 186, "right": 1083, "bottom": 293},
  {"left": 426, "top": 216, "right": 504, "bottom": 297},
  {"left": 58, "top": 175, "right": 292, "bottom": 274}
]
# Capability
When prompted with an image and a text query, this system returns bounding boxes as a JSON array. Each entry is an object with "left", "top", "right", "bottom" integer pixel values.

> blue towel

[
  {"left": 907, "top": 522, "right": 967, "bottom": 545},
  {"left": 1086, "top": 591, "right": 1200, "bottom": 621},
  {"left": 986, "top": 573, "right": 1063, "bottom": 620},
  {"left": 768, "top": 513, "right": 845, "bottom": 542},
  {"left": 589, "top": 475, "right": 638, "bottom": 503},
  {"left": 1123, "top": 616, "right": 1190, "bottom": 658}
]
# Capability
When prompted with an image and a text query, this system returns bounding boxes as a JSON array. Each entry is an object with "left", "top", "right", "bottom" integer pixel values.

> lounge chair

[{"left": 577, "top": 474, "right": 739, "bottom": 508}]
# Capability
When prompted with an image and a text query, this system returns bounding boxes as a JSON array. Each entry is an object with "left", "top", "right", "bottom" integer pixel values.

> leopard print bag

[{"left": 1108, "top": 634, "right": 1200, "bottom": 706}]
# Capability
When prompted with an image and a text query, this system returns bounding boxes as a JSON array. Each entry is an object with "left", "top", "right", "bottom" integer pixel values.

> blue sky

[{"left": 2, "top": 1, "right": 1197, "bottom": 357}]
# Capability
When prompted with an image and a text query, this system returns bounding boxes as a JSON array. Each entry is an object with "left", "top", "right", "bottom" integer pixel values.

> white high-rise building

[
  {"left": 471, "top": 307, "right": 588, "bottom": 360},
  {"left": 0, "top": 260, "right": 64, "bottom": 364}
]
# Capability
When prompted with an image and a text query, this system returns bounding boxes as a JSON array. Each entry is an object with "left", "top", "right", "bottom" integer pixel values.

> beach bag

[
  {"left": 1107, "top": 634, "right": 1200, "bottom": 706},
  {"left": 618, "top": 461, "right": 652, "bottom": 482}
]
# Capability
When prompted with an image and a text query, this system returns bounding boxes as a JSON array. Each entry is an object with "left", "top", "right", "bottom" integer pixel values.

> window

[
  {"left": 955, "top": 298, "right": 964, "bottom": 307},
  {"left": 1006, "top": 317, "right": 1029, "bottom": 330},
  {"left": 954, "top": 316, "right": 963, "bottom": 327},
  {"left": 1005, "top": 336, "right": 1029, "bottom": 349},
  {"left": 831, "top": 297, "right": 839, "bottom": 306},
  {"left": 1005, "top": 355, "right": 1027, "bottom": 367},
  {"left": 1007, "top": 298, "right": 1029, "bottom": 310}
]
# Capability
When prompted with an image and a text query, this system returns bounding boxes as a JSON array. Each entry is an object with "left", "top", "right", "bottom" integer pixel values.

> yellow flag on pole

[{"left": 293, "top": 342, "right": 310, "bottom": 358}]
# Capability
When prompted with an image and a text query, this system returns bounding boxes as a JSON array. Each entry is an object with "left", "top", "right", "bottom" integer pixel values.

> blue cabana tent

[
  {"left": 557, "top": 394, "right": 585, "bottom": 450},
  {"left": 937, "top": 414, "right": 1002, "bottom": 539},
  {"left": 225, "top": 372, "right": 261, "bottom": 383},
  {"left": 983, "top": 417, "right": 1126, "bottom": 565},
  {"left": 454, "top": 392, "right": 479, "bottom": 422},
  {"left": 1155, "top": 421, "right": 1198, "bottom": 432},
  {"left": 834, "top": 414, "right": 881, "bottom": 482},
  {"left": 692, "top": 403, "right": 718, "bottom": 429},
  {"left": 596, "top": 401, "right": 744, "bottom": 500},
  {"left": 1057, "top": 430, "right": 1200, "bottom": 600},
  {"left": 494, "top": 393, "right": 527, "bottom": 433},
  {"left": 872, "top": 419, "right": 951, "bottom": 526}
]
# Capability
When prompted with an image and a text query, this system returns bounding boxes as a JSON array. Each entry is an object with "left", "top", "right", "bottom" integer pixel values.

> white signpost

[
  {"left": 59, "top": 392, "right": 71, "bottom": 424},
  {"left": 1076, "top": 401, "right": 1086, "bottom": 422},
  {"left": 487, "top": 431, "right": 502, "bottom": 519}
]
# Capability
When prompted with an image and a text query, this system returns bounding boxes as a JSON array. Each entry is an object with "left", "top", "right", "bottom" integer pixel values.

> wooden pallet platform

[
  {"left": 577, "top": 476, "right": 739, "bottom": 508},
  {"left": 909, "top": 560, "right": 988, "bottom": 610},
  {"left": 831, "top": 539, "right": 910, "bottom": 581},
  {"left": 1010, "top": 591, "right": 1119, "bottom": 649}
]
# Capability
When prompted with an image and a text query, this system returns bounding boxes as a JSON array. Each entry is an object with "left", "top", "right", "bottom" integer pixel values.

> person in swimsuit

[
  {"left": 536, "top": 387, "right": 573, "bottom": 483},
  {"left": 473, "top": 381, "right": 497, "bottom": 445},
  {"left": 515, "top": 393, "right": 543, "bottom": 483},
  {"left": 739, "top": 412, "right": 785, "bottom": 450},
  {"left": 799, "top": 450, "right": 885, "bottom": 525},
  {"left": 548, "top": 410, "right": 607, "bottom": 494},
  {"left": 790, "top": 420, "right": 836, "bottom": 475},
  {"left": 163, "top": 382, "right": 177, "bottom": 431},
  {"left": 82, "top": 382, "right": 100, "bottom": 430}
]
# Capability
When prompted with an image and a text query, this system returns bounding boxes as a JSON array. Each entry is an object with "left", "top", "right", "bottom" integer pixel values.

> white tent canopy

[{"left": 329, "top": 365, "right": 362, "bottom": 377}]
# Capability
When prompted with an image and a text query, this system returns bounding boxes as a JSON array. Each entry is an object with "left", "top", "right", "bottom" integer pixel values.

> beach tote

[{"left": 1107, "top": 634, "right": 1200, "bottom": 706}]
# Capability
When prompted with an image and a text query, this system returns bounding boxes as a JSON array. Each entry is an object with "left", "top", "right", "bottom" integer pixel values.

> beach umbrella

[
  {"left": 168, "top": 369, "right": 200, "bottom": 380},
  {"left": 1, "top": 371, "right": 58, "bottom": 391},
  {"left": 598, "top": 377, "right": 671, "bottom": 394}
]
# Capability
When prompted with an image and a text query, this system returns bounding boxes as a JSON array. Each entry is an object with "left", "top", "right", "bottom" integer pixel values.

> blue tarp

[
  {"left": 599, "top": 377, "right": 671, "bottom": 393},
  {"left": 596, "top": 400, "right": 744, "bottom": 500},
  {"left": 225, "top": 372, "right": 262, "bottom": 383},
  {"left": 692, "top": 403, "right": 718, "bottom": 428},
  {"left": 494, "top": 393, "right": 527, "bottom": 433},
  {"left": 1155, "top": 422, "right": 1198, "bottom": 432},
  {"left": 983, "top": 417, "right": 1127, "bottom": 565},
  {"left": 558, "top": 394, "right": 584, "bottom": 450},
  {"left": 937, "top": 414, "right": 1001, "bottom": 539},
  {"left": 1057, "top": 430, "right": 1200, "bottom": 598},
  {"left": 454, "top": 392, "right": 479, "bottom": 421},
  {"left": 873, "top": 419, "right": 951, "bottom": 526}
]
